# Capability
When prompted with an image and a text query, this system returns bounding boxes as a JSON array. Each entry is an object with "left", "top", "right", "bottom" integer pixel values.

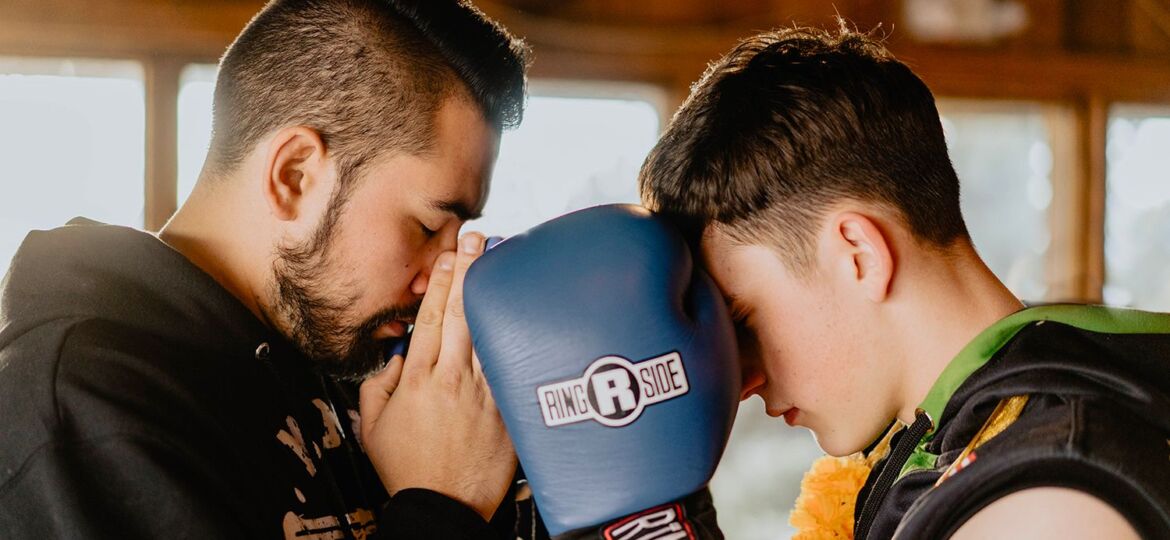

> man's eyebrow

[{"left": 430, "top": 199, "right": 481, "bottom": 221}]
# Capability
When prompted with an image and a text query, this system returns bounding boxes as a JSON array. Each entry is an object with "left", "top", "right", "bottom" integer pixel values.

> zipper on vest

[{"left": 854, "top": 409, "right": 934, "bottom": 540}]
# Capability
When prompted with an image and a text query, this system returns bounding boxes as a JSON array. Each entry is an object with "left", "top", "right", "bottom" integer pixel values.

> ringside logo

[{"left": 537, "top": 352, "right": 689, "bottom": 428}]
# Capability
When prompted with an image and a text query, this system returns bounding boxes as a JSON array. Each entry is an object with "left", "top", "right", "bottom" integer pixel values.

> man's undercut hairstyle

[
  {"left": 207, "top": 0, "right": 528, "bottom": 182},
  {"left": 639, "top": 25, "right": 967, "bottom": 274}
]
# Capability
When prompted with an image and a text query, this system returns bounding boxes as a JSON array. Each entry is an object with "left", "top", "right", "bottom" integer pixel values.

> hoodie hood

[{"left": 0, "top": 218, "right": 275, "bottom": 354}]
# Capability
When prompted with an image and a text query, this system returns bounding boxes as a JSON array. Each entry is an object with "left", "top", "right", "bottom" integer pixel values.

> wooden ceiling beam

[
  {"left": 478, "top": 2, "right": 1170, "bottom": 104},
  {"left": 1, "top": 0, "right": 1168, "bottom": 104},
  {"left": 0, "top": 0, "right": 256, "bottom": 61}
]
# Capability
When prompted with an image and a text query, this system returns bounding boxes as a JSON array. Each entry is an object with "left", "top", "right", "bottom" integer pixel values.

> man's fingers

[
  {"left": 437, "top": 233, "right": 483, "bottom": 372},
  {"left": 358, "top": 354, "right": 406, "bottom": 433},
  {"left": 406, "top": 250, "right": 456, "bottom": 370}
]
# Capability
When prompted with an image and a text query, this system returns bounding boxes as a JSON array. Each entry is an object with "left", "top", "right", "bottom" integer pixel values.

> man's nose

[
  {"left": 410, "top": 232, "right": 462, "bottom": 296},
  {"left": 409, "top": 266, "right": 430, "bottom": 296},
  {"left": 409, "top": 253, "right": 453, "bottom": 296}
]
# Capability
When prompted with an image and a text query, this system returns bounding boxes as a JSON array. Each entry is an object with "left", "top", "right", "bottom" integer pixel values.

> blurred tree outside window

[
  {"left": 470, "top": 80, "right": 663, "bottom": 235},
  {"left": 939, "top": 99, "right": 1053, "bottom": 303},
  {"left": 1104, "top": 107, "right": 1170, "bottom": 311},
  {"left": 177, "top": 64, "right": 217, "bottom": 205}
]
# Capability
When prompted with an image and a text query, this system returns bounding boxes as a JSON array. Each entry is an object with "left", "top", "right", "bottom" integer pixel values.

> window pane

[
  {"left": 178, "top": 64, "right": 217, "bottom": 205},
  {"left": 467, "top": 84, "right": 662, "bottom": 235},
  {"left": 0, "top": 57, "right": 145, "bottom": 278},
  {"left": 939, "top": 100, "right": 1053, "bottom": 302},
  {"left": 1105, "top": 107, "right": 1170, "bottom": 310}
]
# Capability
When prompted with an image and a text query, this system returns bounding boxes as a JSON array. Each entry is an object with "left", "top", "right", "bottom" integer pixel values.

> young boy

[{"left": 637, "top": 27, "right": 1170, "bottom": 539}]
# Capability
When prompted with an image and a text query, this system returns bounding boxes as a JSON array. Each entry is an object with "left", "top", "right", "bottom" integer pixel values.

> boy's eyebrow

[{"left": 725, "top": 292, "right": 749, "bottom": 321}]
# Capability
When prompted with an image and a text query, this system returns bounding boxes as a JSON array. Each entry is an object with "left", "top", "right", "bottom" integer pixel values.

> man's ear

[
  {"left": 261, "top": 126, "right": 330, "bottom": 222},
  {"left": 833, "top": 212, "right": 894, "bottom": 302}
]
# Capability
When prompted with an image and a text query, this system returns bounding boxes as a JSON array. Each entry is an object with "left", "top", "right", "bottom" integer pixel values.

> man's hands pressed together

[{"left": 359, "top": 232, "right": 516, "bottom": 521}]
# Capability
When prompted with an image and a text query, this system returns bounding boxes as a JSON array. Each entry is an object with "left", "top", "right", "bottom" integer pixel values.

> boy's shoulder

[
  {"left": 896, "top": 390, "right": 1170, "bottom": 538},
  {"left": 892, "top": 318, "right": 1170, "bottom": 538}
]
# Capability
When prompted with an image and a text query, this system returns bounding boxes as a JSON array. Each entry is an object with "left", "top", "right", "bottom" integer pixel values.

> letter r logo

[{"left": 591, "top": 368, "right": 637, "bottom": 416}]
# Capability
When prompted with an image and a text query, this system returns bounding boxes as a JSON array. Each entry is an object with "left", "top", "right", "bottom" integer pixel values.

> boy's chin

[{"left": 810, "top": 425, "right": 875, "bottom": 458}]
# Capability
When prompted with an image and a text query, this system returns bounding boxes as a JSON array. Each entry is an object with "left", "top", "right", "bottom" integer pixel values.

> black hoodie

[
  {"left": 0, "top": 219, "right": 516, "bottom": 539},
  {"left": 854, "top": 305, "right": 1170, "bottom": 539}
]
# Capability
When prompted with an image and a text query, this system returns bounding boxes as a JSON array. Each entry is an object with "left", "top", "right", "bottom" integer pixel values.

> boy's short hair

[
  {"left": 207, "top": 0, "right": 528, "bottom": 182},
  {"left": 638, "top": 26, "right": 967, "bottom": 274}
]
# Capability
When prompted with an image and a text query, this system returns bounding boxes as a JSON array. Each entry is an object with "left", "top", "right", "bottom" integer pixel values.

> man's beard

[{"left": 271, "top": 224, "right": 421, "bottom": 382}]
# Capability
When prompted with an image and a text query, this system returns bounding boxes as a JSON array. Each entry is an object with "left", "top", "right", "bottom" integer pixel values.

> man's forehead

[
  {"left": 439, "top": 164, "right": 491, "bottom": 220},
  {"left": 418, "top": 95, "right": 496, "bottom": 219}
]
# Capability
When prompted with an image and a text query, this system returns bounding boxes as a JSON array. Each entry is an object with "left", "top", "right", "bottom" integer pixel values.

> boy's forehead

[
  {"left": 698, "top": 225, "right": 735, "bottom": 263},
  {"left": 698, "top": 225, "right": 771, "bottom": 263},
  {"left": 697, "top": 226, "right": 812, "bottom": 290},
  {"left": 697, "top": 227, "right": 760, "bottom": 284}
]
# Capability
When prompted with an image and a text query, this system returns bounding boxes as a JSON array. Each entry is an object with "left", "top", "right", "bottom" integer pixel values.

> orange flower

[
  {"left": 790, "top": 425, "right": 898, "bottom": 540},
  {"left": 789, "top": 454, "right": 873, "bottom": 539}
]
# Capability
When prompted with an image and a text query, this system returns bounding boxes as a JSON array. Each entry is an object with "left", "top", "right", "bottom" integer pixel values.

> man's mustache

[{"left": 356, "top": 299, "right": 423, "bottom": 340}]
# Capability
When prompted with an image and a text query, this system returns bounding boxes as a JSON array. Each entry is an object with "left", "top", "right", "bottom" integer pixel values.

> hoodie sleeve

[
  {"left": 374, "top": 474, "right": 556, "bottom": 540},
  {"left": 378, "top": 488, "right": 500, "bottom": 539}
]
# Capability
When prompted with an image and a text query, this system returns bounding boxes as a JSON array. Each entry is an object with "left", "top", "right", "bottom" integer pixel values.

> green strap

[{"left": 899, "top": 304, "right": 1170, "bottom": 479}]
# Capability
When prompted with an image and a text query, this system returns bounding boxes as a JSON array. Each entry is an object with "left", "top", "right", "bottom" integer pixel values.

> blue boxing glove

[{"left": 464, "top": 204, "right": 739, "bottom": 538}]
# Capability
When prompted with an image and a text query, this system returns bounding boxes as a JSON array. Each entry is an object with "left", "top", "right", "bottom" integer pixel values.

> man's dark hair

[
  {"left": 639, "top": 26, "right": 967, "bottom": 274},
  {"left": 207, "top": 0, "right": 528, "bottom": 183}
]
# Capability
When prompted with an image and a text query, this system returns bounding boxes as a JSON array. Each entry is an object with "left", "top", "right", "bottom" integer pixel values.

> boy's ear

[
  {"left": 261, "top": 126, "right": 329, "bottom": 222},
  {"left": 832, "top": 212, "right": 894, "bottom": 303}
]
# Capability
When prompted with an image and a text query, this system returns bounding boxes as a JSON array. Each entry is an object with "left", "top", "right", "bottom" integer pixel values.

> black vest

[{"left": 855, "top": 319, "right": 1170, "bottom": 539}]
